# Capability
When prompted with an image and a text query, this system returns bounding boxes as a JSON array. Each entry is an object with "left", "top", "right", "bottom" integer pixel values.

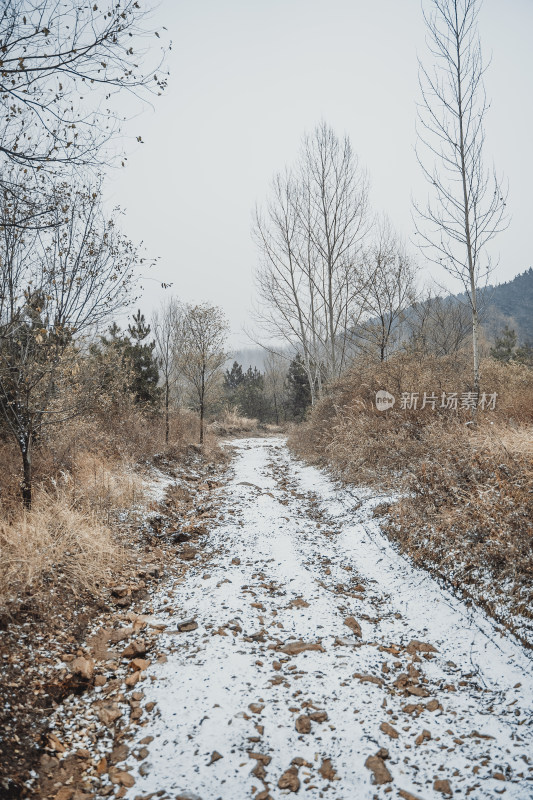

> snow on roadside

[{"left": 122, "top": 437, "right": 533, "bottom": 800}]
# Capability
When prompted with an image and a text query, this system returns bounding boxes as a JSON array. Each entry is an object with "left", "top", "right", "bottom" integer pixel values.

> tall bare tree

[
  {"left": 254, "top": 122, "right": 370, "bottom": 401},
  {"left": 179, "top": 304, "right": 228, "bottom": 445},
  {"left": 415, "top": 0, "right": 507, "bottom": 396},
  {"left": 0, "top": 0, "right": 168, "bottom": 169},
  {"left": 152, "top": 298, "right": 185, "bottom": 444}
]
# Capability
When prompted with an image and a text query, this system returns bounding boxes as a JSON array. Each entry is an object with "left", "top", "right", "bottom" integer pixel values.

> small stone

[
  {"left": 365, "top": 755, "right": 392, "bottom": 785},
  {"left": 94, "top": 675, "right": 106, "bottom": 687},
  {"left": 295, "top": 715, "right": 311, "bottom": 734},
  {"left": 130, "top": 658, "right": 151, "bottom": 672},
  {"left": 380, "top": 722, "right": 399, "bottom": 739},
  {"left": 70, "top": 656, "right": 95, "bottom": 681},
  {"left": 319, "top": 758, "right": 337, "bottom": 781},
  {"left": 177, "top": 619, "right": 198, "bottom": 632},
  {"left": 278, "top": 766, "right": 300, "bottom": 792},
  {"left": 248, "top": 703, "right": 265, "bottom": 714},
  {"left": 125, "top": 671, "right": 140, "bottom": 687},
  {"left": 208, "top": 751, "right": 223, "bottom": 765},
  {"left": 415, "top": 729, "right": 431, "bottom": 745},
  {"left": 111, "top": 585, "right": 130, "bottom": 598},
  {"left": 96, "top": 703, "right": 123, "bottom": 727},
  {"left": 121, "top": 639, "right": 147, "bottom": 658},
  {"left": 344, "top": 616, "right": 362, "bottom": 637},
  {"left": 434, "top": 779, "right": 452, "bottom": 796},
  {"left": 309, "top": 710, "right": 328, "bottom": 723}
]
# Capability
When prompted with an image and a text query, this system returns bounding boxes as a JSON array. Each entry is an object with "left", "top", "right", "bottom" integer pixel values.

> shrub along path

[{"left": 32, "top": 438, "right": 533, "bottom": 799}]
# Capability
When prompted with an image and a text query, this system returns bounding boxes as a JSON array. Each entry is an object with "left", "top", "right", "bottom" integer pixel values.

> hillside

[{"left": 480, "top": 268, "right": 533, "bottom": 342}]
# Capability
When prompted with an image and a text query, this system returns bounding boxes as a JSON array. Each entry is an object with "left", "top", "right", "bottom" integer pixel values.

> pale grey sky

[{"left": 107, "top": 0, "right": 533, "bottom": 346}]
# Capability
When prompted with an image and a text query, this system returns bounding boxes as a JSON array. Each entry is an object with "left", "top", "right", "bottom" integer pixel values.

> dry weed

[{"left": 0, "top": 490, "right": 122, "bottom": 613}]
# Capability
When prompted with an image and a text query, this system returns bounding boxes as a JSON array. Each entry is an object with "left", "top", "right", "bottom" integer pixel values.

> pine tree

[
  {"left": 125, "top": 310, "right": 160, "bottom": 405},
  {"left": 93, "top": 311, "right": 160, "bottom": 406},
  {"left": 237, "top": 366, "right": 268, "bottom": 421},
  {"left": 224, "top": 361, "right": 245, "bottom": 392},
  {"left": 286, "top": 354, "right": 311, "bottom": 421},
  {"left": 490, "top": 326, "right": 517, "bottom": 364}
]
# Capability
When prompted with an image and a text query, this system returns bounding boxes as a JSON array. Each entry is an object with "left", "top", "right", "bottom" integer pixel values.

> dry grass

[
  {"left": 0, "top": 405, "right": 213, "bottom": 614},
  {"left": 290, "top": 353, "right": 533, "bottom": 642},
  {"left": 210, "top": 408, "right": 259, "bottom": 436},
  {"left": 0, "top": 489, "right": 122, "bottom": 614}
]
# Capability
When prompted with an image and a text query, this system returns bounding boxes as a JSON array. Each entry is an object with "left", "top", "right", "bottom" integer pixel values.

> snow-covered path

[{"left": 125, "top": 437, "right": 533, "bottom": 800}]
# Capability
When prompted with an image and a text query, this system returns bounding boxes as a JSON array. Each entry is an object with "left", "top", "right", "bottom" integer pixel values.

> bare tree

[
  {"left": 0, "top": 181, "right": 138, "bottom": 506},
  {"left": 415, "top": 0, "right": 507, "bottom": 396},
  {"left": 263, "top": 352, "right": 288, "bottom": 425},
  {"left": 0, "top": 0, "right": 168, "bottom": 169},
  {"left": 152, "top": 298, "right": 185, "bottom": 444},
  {"left": 409, "top": 287, "right": 472, "bottom": 357},
  {"left": 254, "top": 123, "right": 370, "bottom": 402},
  {"left": 357, "top": 219, "right": 418, "bottom": 361},
  {"left": 179, "top": 304, "right": 229, "bottom": 445}
]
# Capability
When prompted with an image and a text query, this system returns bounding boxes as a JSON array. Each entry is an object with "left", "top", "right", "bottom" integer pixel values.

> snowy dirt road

[{"left": 125, "top": 437, "right": 533, "bottom": 800}]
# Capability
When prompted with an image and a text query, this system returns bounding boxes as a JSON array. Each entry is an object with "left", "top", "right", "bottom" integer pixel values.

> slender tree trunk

[
  {"left": 21, "top": 438, "right": 32, "bottom": 509},
  {"left": 199, "top": 366, "right": 205, "bottom": 444},
  {"left": 455, "top": 12, "right": 480, "bottom": 402},
  {"left": 165, "top": 377, "right": 170, "bottom": 444}
]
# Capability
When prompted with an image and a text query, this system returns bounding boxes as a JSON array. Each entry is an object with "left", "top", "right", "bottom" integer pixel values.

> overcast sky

[{"left": 107, "top": 0, "right": 533, "bottom": 347}]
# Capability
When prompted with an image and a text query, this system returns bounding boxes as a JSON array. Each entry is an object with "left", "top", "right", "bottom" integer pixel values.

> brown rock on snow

[
  {"left": 352, "top": 672, "right": 383, "bottom": 686},
  {"left": 177, "top": 619, "right": 198, "bottom": 632},
  {"left": 309, "top": 710, "right": 328, "bottom": 723},
  {"left": 344, "top": 616, "right": 362, "bottom": 637},
  {"left": 248, "top": 752, "right": 272, "bottom": 765},
  {"left": 406, "top": 640, "right": 438, "bottom": 655},
  {"left": 130, "top": 657, "right": 151, "bottom": 672},
  {"left": 415, "top": 729, "right": 431, "bottom": 745},
  {"left": 318, "top": 758, "right": 337, "bottom": 781},
  {"left": 280, "top": 640, "right": 325, "bottom": 655},
  {"left": 295, "top": 715, "right": 311, "bottom": 734},
  {"left": 380, "top": 721, "right": 399, "bottom": 739},
  {"left": 278, "top": 765, "right": 300, "bottom": 792},
  {"left": 365, "top": 754, "right": 392, "bottom": 785},
  {"left": 208, "top": 751, "right": 223, "bottom": 765},
  {"left": 125, "top": 671, "right": 140, "bottom": 687},
  {"left": 180, "top": 548, "right": 197, "bottom": 561},
  {"left": 121, "top": 639, "right": 147, "bottom": 658},
  {"left": 399, "top": 790, "right": 424, "bottom": 800},
  {"left": 109, "top": 768, "right": 135, "bottom": 787},
  {"left": 434, "top": 778, "right": 453, "bottom": 795}
]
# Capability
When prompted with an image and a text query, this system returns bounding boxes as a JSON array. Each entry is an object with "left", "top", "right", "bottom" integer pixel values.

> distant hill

[{"left": 480, "top": 268, "right": 533, "bottom": 343}]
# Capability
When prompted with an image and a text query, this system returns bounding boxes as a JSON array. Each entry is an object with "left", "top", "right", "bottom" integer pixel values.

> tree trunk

[
  {"left": 21, "top": 441, "right": 32, "bottom": 509},
  {"left": 165, "top": 378, "right": 170, "bottom": 444},
  {"left": 199, "top": 366, "right": 205, "bottom": 444}
]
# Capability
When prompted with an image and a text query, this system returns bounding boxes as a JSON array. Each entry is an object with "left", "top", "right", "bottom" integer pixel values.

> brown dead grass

[
  {"left": 210, "top": 408, "right": 259, "bottom": 436},
  {"left": 0, "top": 489, "right": 121, "bottom": 613},
  {"left": 290, "top": 354, "right": 533, "bottom": 642},
  {"left": 0, "top": 405, "right": 217, "bottom": 614}
]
